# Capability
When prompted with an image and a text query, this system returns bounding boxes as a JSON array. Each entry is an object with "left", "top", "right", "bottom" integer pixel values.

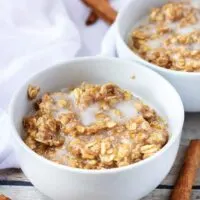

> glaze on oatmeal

[
  {"left": 129, "top": 1, "right": 200, "bottom": 72},
  {"left": 24, "top": 83, "right": 168, "bottom": 170}
]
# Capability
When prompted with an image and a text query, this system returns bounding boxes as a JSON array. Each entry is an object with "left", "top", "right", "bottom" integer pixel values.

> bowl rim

[
  {"left": 9, "top": 56, "right": 184, "bottom": 174},
  {"left": 115, "top": 0, "right": 200, "bottom": 77}
]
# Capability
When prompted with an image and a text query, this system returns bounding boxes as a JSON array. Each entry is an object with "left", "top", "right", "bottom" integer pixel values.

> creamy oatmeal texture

[
  {"left": 129, "top": 1, "right": 200, "bottom": 72},
  {"left": 24, "top": 83, "right": 168, "bottom": 169}
]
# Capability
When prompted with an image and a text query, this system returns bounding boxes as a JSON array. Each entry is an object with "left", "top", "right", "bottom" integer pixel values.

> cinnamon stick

[
  {"left": 82, "top": 0, "right": 117, "bottom": 25},
  {"left": 85, "top": 0, "right": 109, "bottom": 25},
  {"left": 86, "top": 11, "right": 98, "bottom": 25},
  {"left": 170, "top": 140, "right": 200, "bottom": 200},
  {"left": 0, "top": 195, "right": 11, "bottom": 200}
]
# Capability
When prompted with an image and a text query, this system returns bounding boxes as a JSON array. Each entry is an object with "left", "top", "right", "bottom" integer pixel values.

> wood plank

[
  {"left": 143, "top": 189, "right": 200, "bottom": 200},
  {"left": 0, "top": 187, "right": 200, "bottom": 200},
  {"left": 0, "top": 169, "right": 28, "bottom": 182},
  {"left": 0, "top": 186, "right": 49, "bottom": 200}
]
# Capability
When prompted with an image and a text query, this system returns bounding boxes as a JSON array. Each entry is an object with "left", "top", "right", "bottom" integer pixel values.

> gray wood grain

[
  {"left": 0, "top": 113, "right": 200, "bottom": 199},
  {"left": 1, "top": 187, "right": 200, "bottom": 200},
  {"left": 0, "top": 186, "right": 49, "bottom": 200},
  {"left": 0, "top": 187, "right": 170, "bottom": 200}
]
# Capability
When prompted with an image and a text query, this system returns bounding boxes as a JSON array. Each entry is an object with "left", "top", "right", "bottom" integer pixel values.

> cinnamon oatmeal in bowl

[
  {"left": 129, "top": 1, "right": 200, "bottom": 72},
  {"left": 24, "top": 82, "right": 168, "bottom": 170},
  {"left": 9, "top": 57, "right": 184, "bottom": 200},
  {"left": 116, "top": 0, "right": 200, "bottom": 111}
]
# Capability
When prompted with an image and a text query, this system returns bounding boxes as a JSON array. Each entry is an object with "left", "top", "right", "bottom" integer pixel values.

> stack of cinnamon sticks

[{"left": 81, "top": 0, "right": 117, "bottom": 25}]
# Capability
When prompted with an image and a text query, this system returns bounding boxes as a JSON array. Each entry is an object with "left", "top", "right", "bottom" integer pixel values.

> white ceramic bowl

[
  {"left": 115, "top": 0, "right": 200, "bottom": 112},
  {"left": 9, "top": 57, "right": 184, "bottom": 200}
]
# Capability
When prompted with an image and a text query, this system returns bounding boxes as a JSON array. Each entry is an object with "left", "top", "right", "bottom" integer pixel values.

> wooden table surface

[{"left": 0, "top": 113, "right": 200, "bottom": 200}]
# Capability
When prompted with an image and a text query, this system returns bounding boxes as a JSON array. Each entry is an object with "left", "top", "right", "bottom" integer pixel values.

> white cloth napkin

[
  {"left": 0, "top": 0, "right": 130, "bottom": 169},
  {"left": 0, "top": 0, "right": 81, "bottom": 169}
]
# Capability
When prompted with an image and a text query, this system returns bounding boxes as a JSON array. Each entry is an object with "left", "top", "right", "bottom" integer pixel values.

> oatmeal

[
  {"left": 23, "top": 82, "right": 168, "bottom": 169},
  {"left": 129, "top": 1, "right": 200, "bottom": 72},
  {"left": 27, "top": 85, "right": 40, "bottom": 100}
]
